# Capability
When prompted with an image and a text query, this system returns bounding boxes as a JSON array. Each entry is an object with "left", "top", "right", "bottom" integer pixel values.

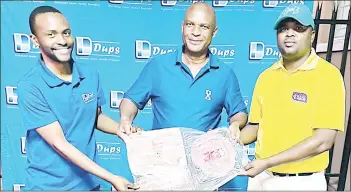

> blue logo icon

[
  {"left": 135, "top": 40, "right": 151, "bottom": 59},
  {"left": 263, "top": 0, "right": 278, "bottom": 7},
  {"left": 110, "top": 91, "right": 124, "bottom": 108},
  {"left": 13, "top": 33, "right": 31, "bottom": 53},
  {"left": 5, "top": 86, "right": 18, "bottom": 105},
  {"left": 161, "top": 0, "right": 177, "bottom": 6},
  {"left": 109, "top": 0, "right": 124, "bottom": 3},
  {"left": 21, "top": 137, "right": 26, "bottom": 154},
  {"left": 76, "top": 37, "right": 92, "bottom": 56},
  {"left": 249, "top": 42, "right": 265, "bottom": 60},
  {"left": 249, "top": 42, "right": 281, "bottom": 60},
  {"left": 212, "top": 0, "right": 228, "bottom": 7}
]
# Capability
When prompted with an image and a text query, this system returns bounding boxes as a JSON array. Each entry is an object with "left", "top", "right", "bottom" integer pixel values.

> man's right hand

[{"left": 110, "top": 175, "right": 139, "bottom": 191}]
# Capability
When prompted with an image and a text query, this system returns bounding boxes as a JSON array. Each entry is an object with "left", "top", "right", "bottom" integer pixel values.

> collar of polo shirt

[{"left": 38, "top": 56, "right": 86, "bottom": 88}]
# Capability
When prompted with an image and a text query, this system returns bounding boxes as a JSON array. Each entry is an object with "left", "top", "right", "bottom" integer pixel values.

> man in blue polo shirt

[
  {"left": 119, "top": 3, "right": 247, "bottom": 147},
  {"left": 120, "top": 2, "right": 248, "bottom": 190},
  {"left": 17, "top": 6, "right": 139, "bottom": 190}
]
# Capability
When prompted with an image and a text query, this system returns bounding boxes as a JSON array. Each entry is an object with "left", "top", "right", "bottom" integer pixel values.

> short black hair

[{"left": 29, "top": 6, "right": 62, "bottom": 35}]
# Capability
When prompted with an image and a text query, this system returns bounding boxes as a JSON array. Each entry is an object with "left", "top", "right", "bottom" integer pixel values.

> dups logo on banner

[
  {"left": 263, "top": 0, "right": 304, "bottom": 8},
  {"left": 13, "top": 33, "right": 40, "bottom": 58},
  {"left": 96, "top": 142, "right": 122, "bottom": 160},
  {"left": 249, "top": 41, "right": 281, "bottom": 64},
  {"left": 76, "top": 36, "right": 121, "bottom": 62},
  {"left": 212, "top": 0, "right": 256, "bottom": 12},
  {"left": 135, "top": 40, "right": 178, "bottom": 61}
]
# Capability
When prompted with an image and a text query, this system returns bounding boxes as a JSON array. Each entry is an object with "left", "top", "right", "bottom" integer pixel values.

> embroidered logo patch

[
  {"left": 292, "top": 92, "right": 307, "bottom": 103},
  {"left": 82, "top": 93, "right": 96, "bottom": 103}
]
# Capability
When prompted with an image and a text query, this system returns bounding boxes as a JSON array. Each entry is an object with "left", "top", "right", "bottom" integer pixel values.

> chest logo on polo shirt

[
  {"left": 205, "top": 89, "right": 212, "bottom": 101},
  {"left": 82, "top": 93, "right": 96, "bottom": 103},
  {"left": 292, "top": 92, "right": 307, "bottom": 103}
]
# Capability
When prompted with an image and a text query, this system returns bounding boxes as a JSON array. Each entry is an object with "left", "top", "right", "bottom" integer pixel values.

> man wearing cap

[{"left": 238, "top": 3, "right": 345, "bottom": 190}]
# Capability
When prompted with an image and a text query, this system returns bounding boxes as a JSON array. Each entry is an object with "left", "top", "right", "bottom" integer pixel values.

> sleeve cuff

[
  {"left": 25, "top": 118, "right": 57, "bottom": 131},
  {"left": 98, "top": 97, "right": 106, "bottom": 107},
  {"left": 227, "top": 108, "right": 248, "bottom": 122},
  {"left": 312, "top": 124, "right": 344, "bottom": 132},
  {"left": 123, "top": 94, "right": 144, "bottom": 110}
]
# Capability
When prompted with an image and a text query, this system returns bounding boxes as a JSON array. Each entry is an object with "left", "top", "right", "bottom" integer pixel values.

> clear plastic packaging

[{"left": 124, "top": 127, "right": 249, "bottom": 190}]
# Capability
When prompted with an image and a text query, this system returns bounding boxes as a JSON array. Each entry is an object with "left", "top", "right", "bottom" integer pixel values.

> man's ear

[
  {"left": 30, "top": 34, "right": 40, "bottom": 48},
  {"left": 310, "top": 29, "right": 315, "bottom": 46},
  {"left": 212, "top": 26, "right": 218, "bottom": 38}
]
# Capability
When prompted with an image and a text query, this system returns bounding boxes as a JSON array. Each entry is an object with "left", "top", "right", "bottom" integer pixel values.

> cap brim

[
  {"left": 274, "top": 16, "right": 290, "bottom": 29},
  {"left": 273, "top": 16, "right": 313, "bottom": 30}
]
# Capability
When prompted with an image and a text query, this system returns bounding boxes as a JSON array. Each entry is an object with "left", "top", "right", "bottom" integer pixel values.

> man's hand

[
  {"left": 118, "top": 119, "right": 142, "bottom": 136},
  {"left": 238, "top": 159, "right": 270, "bottom": 178},
  {"left": 110, "top": 175, "right": 139, "bottom": 191},
  {"left": 229, "top": 122, "right": 240, "bottom": 140}
]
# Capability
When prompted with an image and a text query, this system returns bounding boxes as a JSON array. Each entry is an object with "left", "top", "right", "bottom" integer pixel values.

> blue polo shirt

[
  {"left": 125, "top": 47, "right": 247, "bottom": 131},
  {"left": 17, "top": 58, "right": 105, "bottom": 190}
]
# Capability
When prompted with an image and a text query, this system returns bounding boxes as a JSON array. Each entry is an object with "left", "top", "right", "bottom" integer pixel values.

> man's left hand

[{"left": 238, "top": 159, "right": 270, "bottom": 178}]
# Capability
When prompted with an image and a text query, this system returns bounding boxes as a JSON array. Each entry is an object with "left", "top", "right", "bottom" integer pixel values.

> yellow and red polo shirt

[{"left": 249, "top": 49, "right": 345, "bottom": 173}]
